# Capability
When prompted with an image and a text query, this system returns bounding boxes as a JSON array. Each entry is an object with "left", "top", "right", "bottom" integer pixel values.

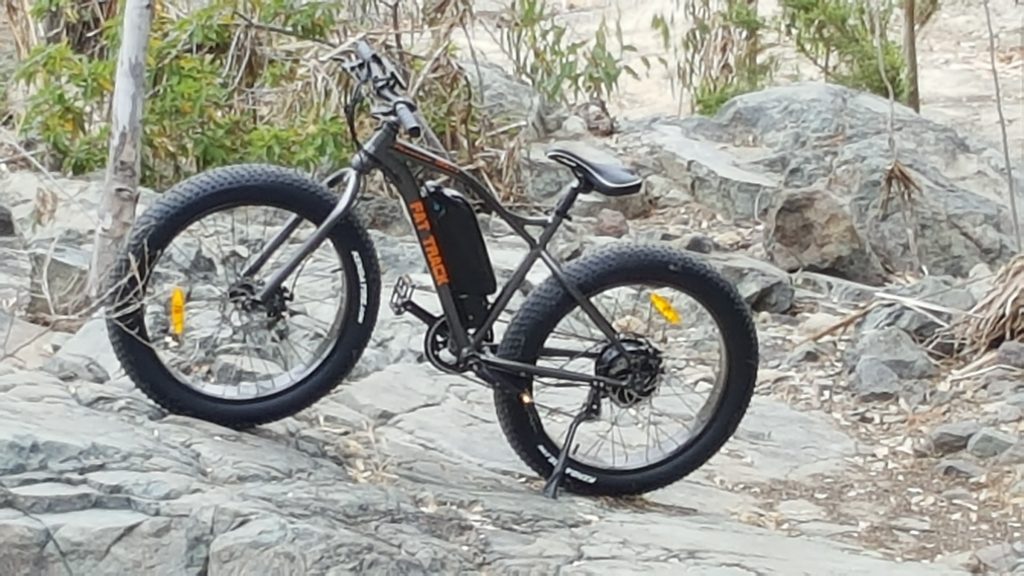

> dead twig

[
  {"left": 981, "top": 0, "right": 1022, "bottom": 252},
  {"left": 870, "top": 5, "right": 925, "bottom": 277},
  {"left": 940, "top": 254, "right": 1024, "bottom": 360}
]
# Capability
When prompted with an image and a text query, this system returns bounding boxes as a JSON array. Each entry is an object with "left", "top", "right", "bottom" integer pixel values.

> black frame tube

[{"left": 244, "top": 118, "right": 631, "bottom": 388}]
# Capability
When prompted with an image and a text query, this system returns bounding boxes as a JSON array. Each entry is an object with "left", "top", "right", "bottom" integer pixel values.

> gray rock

[
  {"left": 845, "top": 327, "right": 938, "bottom": 380},
  {"left": 26, "top": 242, "right": 91, "bottom": 317},
  {"left": 997, "top": 442, "right": 1024, "bottom": 465},
  {"left": 765, "top": 187, "right": 886, "bottom": 284},
  {"left": 929, "top": 421, "right": 982, "bottom": 455},
  {"left": 643, "top": 174, "right": 693, "bottom": 208},
  {"left": 49, "top": 317, "right": 121, "bottom": 383},
  {"left": 701, "top": 253, "right": 794, "bottom": 313},
  {"left": 973, "top": 543, "right": 1022, "bottom": 573},
  {"left": 1011, "top": 478, "right": 1024, "bottom": 496},
  {"left": 0, "top": 237, "right": 31, "bottom": 315},
  {"left": 461, "top": 58, "right": 559, "bottom": 138},
  {"left": 934, "top": 459, "right": 984, "bottom": 479},
  {"left": 558, "top": 114, "right": 590, "bottom": 137},
  {"left": 849, "top": 357, "right": 902, "bottom": 402},
  {"left": 0, "top": 355, "right": 973, "bottom": 576},
  {"left": 8, "top": 482, "right": 100, "bottom": 514},
  {"left": 616, "top": 118, "right": 778, "bottom": 220},
  {"left": 355, "top": 193, "right": 410, "bottom": 236},
  {"left": 0, "top": 205, "right": 14, "bottom": 236},
  {"left": 615, "top": 83, "right": 1020, "bottom": 279},
  {"left": 984, "top": 372, "right": 1024, "bottom": 401},
  {"left": 785, "top": 341, "right": 833, "bottom": 366},
  {"left": 0, "top": 310, "right": 54, "bottom": 369},
  {"left": 683, "top": 233, "right": 717, "bottom": 254},
  {"left": 996, "top": 340, "right": 1024, "bottom": 369},
  {"left": 594, "top": 209, "right": 628, "bottom": 238},
  {"left": 794, "top": 271, "right": 877, "bottom": 304},
  {"left": 996, "top": 405, "right": 1024, "bottom": 424},
  {"left": 861, "top": 276, "right": 977, "bottom": 342},
  {"left": 966, "top": 428, "right": 1018, "bottom": 458},
  {"left": 367, "top": 231, "right": 426, "bottom": 282},
  {"left": 42, "top": 355, "right": 110, "bottom": 384},
  {"left": 1008, "top": 393, "right": 1024, "bottom": 407},
  {"left": 0, "top": 172, "right": 158, "bottom": 247}
]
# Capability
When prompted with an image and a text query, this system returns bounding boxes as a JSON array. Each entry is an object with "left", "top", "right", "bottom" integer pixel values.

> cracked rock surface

[{"left": 0, "top": 353, "right": 966, "bottom": 575}]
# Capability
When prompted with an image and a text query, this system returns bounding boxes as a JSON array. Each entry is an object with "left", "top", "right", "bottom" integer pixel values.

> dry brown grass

[{"left": 940, "top": 254, "right": 1024, "bottom": 361}]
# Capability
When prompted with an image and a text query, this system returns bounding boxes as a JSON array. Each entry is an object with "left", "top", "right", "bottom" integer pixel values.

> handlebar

[
  {"left": 344, "top": 39, "right": 423, "bottom": 139},
  {"left": 393, "top": 102, "right": 422, "bottom": 139}
]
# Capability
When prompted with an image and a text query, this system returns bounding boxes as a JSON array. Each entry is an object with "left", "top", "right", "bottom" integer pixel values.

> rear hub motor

[{"left": 595, "top": 337, "right": 664, "bottom": 408}]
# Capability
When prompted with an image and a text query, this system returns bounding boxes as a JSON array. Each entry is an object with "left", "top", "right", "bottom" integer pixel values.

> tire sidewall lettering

[{"left": 536, "top": 444, "right": 597, "bottom": 484}]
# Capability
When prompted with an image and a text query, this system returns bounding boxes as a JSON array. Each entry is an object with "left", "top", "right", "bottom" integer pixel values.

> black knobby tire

[
  {"left": 105, "top": 164, "right": 381, "bottom": 429},
  {"left": 492, "top": 243, "right": 759, "bottom": 496}
]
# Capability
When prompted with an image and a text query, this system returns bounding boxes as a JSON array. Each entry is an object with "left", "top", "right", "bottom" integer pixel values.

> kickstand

[{"left": 542, "top": 387, "right": 602, "bottom": 500}]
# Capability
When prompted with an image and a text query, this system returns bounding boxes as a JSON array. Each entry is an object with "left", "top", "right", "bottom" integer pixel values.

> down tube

[
  {"left": 376, "top": 151, "right": 472, "bottom": 350},
  {"left": 390, "top": 140, "right": 538, "bottom": 239}
]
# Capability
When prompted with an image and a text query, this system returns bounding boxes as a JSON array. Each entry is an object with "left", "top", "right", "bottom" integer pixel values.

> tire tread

[{"left": 493, "top": 242, "right": 758, "bottom": 496}]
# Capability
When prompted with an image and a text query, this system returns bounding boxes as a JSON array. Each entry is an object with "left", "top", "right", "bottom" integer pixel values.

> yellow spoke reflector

[
  {"left": 649, "top": 292, "right": 680, "bottom": 325},
  {"left": 169, "top": 287, "right": 186, "bottom": 336}
]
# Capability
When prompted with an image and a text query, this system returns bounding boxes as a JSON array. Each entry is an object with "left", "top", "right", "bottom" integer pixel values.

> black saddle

[{"left": 546, "top": 147, "right": 643, "bottom": 197}]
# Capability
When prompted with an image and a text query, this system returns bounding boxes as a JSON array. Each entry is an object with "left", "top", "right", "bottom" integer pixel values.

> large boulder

[
  {"left": 613, "top": 82, "right": 1020, "bottom": 284},
  {"left": 459, "top": 58, "right": 562, "bottom": 138},
  {"left": 0, "top": 171, "right": 159, "bottom": 247},
  {"left": 765, "top": 187, "right": 886, "bottom": 284}
]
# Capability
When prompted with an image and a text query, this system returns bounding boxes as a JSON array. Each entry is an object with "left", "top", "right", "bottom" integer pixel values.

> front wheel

[
  {"left": 105, "top": 164, "right": 381, "bottom": 429},
  {"left": 493, "top": 243, "right": 759, "bottom": 496}
]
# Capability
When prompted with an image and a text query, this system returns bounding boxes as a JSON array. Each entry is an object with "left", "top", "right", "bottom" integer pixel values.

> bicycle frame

[{"left": 242, "top": 119, "right": 633, "bottom": 390}]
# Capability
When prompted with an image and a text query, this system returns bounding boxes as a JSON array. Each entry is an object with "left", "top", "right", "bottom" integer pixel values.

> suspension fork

[{"left": 245, "top": 168, "right": 363, "bottom": 304}]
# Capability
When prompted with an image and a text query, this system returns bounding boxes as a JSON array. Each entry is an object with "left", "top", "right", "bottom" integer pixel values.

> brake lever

[{"left": 376, "top": 56, "right": 408, "bottom": 91}]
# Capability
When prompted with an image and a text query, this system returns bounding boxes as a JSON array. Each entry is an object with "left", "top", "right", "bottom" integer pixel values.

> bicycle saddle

[{"left": 546, "top": 147, "right": 643, "bottom": 197}]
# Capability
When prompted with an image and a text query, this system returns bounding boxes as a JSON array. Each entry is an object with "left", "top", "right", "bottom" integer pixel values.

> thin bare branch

[{"left": 981, "top": 0, "right": 1022, "bottom": 252}]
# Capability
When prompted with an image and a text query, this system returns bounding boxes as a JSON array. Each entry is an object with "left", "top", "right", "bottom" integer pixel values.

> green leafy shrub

[
  {"left": 651, "top": 0, "right": 777, "bottom": 116},
  {"left": 493, "top": 0, "right": 642, "bottom": 106},
  {"left": 778, "top": 0, "right": 908, "bottom": 101},
  {"left": 10, "top": 0, "right": 484, "bottom": 190}
]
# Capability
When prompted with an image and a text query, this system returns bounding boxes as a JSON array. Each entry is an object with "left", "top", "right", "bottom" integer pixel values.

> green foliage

[
  {"left": 10, "top": 0, "right": 481, "bottom": 190},
  {"left": 651, "top": 0, "right": 778, "bottom": 116},
  {"left": 649, "top": 0, "right": 911, "bottom": 115},
  {"left": 495, "top": 0, "right": 642, "bottom": 106},
  {"left": 778, "top": 0, "right": 908, "bottom": 101}
]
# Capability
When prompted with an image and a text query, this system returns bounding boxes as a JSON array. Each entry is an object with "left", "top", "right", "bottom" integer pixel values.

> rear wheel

[
  {"left": 105, "top": 164, "right": 381, "bottom": 429},
  {"left": 493, "top": 243, "right": 758, "bottom": 496}
]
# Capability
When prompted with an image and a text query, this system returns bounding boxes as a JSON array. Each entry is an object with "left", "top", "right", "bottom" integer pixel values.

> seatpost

[{"left": 553, "top": 175, "right": 591, "bottom": 220}]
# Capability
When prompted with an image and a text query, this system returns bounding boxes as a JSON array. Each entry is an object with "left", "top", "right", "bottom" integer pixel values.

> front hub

[{"left": 227, "top": 279, "right": 292, "bottom": 319}]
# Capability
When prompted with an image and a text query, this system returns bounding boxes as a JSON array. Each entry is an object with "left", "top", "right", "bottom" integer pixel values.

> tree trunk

[
  {"left": 903, "top": 0, "right": 921, "bottom": 112},
  {"left": 86, "top": 0, "right": 154, "bottom": 303}
]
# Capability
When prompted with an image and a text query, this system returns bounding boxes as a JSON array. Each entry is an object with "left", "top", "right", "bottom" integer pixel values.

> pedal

[
  {"left": 389, "top": 274, "right": 416, "bottom": 315},
  {"left": 389, "top": 274, "right": 438, "bottom": 326}
]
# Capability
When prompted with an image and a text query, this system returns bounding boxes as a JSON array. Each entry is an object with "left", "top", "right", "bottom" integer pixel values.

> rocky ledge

[{"left": 2, "top": 77, "right": 1024, "bottom": 574}]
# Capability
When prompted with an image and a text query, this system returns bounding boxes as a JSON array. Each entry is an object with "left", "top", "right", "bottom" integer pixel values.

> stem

[
  {"left": 982, "top": 0, "right": 1022, "bottom": 252},
  {"left": 903, "top": 0, "right": 920, "bottom": 112}
]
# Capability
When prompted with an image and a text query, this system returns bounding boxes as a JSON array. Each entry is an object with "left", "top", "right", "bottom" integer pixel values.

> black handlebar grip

[{"left": 394, "top": 102, "right": 422, "bottom": 138}]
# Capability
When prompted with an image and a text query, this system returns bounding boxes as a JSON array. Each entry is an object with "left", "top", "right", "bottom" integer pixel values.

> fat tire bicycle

[{"left": 104, "top": 40, "right": 759, "bottom": 499}]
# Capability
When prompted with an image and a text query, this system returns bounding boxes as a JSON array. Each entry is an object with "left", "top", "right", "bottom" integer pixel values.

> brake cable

[{"left": 344, "top": 73, "right": 369, "bottom": 152}]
